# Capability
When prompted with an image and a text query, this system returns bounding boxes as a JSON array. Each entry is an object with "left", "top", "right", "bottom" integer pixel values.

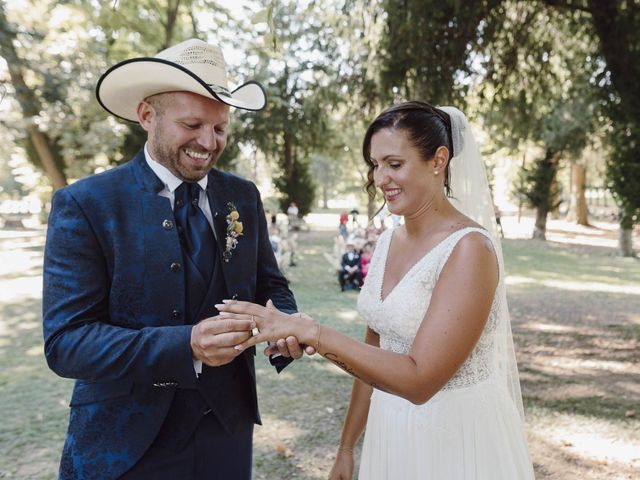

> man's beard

[{"left": 151, "top": 123, "right": 217, "bottom": 182}]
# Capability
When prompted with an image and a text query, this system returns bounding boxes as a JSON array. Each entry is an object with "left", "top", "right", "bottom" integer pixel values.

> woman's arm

[
  {"left": 338, "top": 329, "right": 378, "bottom": 446},
  {"left": 328, "top": 327, "right": 378, "bottom": 480},
  {"left": 219, "top": 232, "right": 498, "bottom": 405}
]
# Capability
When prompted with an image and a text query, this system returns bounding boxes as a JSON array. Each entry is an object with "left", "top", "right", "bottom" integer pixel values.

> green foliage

[
  {"left": 540, "top": 0, "right": 640, "bottom": 232},
  {"left": 514, "top": 148, "right": 562, "bottom": 211},
  {"left": 274, "top": 157, "right": 315, "bottom": 217},
  {"left": 232, "top": 0, "right": 354, "bottom": 212},
  {"left": 584, "top": 0, "right": 640, "bottom": 229},
  {"left": 480, "top": 2, "right": 600, "bottom": 149},
  {"left": 380, "top": 0, "right": 503, "bottom": 105},
  {"left": 606, "top": 111, "right": 640, "bottom": 229}
]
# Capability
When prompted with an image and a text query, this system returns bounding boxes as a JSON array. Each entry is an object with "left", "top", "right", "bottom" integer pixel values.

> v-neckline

[{"left": 378, "top": 226, "right": 478, "bottom": 303}]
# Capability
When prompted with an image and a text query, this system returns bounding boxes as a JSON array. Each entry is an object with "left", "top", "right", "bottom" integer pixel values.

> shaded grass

[
  {"left": 524, "top": 396, "right": 638, "bottom": 424},
  {"left": 502, "top": 238, "right": 640, "bottom": 286},
  {"left": 0, "top": 299, "right": 74, "bottom": 479}
]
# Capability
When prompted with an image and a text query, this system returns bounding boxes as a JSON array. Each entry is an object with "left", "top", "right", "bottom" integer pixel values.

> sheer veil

[{"left": 439, "top": 106, "right": 526, "bottom": 420}]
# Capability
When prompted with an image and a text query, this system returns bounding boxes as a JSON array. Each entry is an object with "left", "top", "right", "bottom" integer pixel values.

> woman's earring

[{"left": 434, "top": 170, "right": 439, "bottom": 176}]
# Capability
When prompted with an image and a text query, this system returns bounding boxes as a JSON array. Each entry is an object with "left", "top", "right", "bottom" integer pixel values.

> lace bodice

[{"left": 357, "top": 227, "right": 502, "bottom": 390}]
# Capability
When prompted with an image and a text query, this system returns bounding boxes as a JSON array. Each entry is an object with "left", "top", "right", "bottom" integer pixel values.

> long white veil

[{"left": 440, "top": 106, "right": 526, "bottom": 421}]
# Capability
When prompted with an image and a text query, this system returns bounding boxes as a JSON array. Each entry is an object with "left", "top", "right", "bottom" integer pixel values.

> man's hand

[
  {"left": 264, "top": 337, "right": 316, "bottom": 359},
  {"left": 191, "top": 316, "right": 254, "bottom": 367}
]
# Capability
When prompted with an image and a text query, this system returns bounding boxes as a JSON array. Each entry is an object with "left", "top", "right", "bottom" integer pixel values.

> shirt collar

[{"left": 144, "top": 143, "right": 208, "bottom": 193}]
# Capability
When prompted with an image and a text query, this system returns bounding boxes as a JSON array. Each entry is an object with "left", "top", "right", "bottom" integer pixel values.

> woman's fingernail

[
  {"left": 234, "top": 345, "right": 244, "bottom": 351},
  {"left": 215, "top": 303, "right": 224, "bottom": 309},
  {"left": 222, "top": 299, "right": 232, "bottom": 304}
]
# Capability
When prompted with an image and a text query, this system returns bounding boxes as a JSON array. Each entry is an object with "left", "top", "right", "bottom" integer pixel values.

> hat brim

[{"left": 96, "top": 58, "right": 267, "bottom": 122}]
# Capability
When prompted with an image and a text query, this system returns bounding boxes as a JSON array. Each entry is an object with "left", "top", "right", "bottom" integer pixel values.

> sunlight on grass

[
  {"left": 534, "top": 418, "right": 640, "bottom": 465},
  {"left": 522, "top": 322, "right": 575, "bottom": 333},
  {"left": 26, "top": 345, "right": 44, "bottom": 356},
  {"left": 546, "top": 357, "right": 636, "bottom": 373},
  {"left": 17, "top": 320, "right": 39, "bottom": 331},
  {"left": 0, "top": 277, "right": 42, "bottom": 302},
  {"left": 335, "top": 310, "right": 358, "bottom": 321},
  {"left": 254, "top": 416, "right": 307, "bottom": 447},
  {"left": 507, "top": 275, "right": 640, "bottom": 294}
]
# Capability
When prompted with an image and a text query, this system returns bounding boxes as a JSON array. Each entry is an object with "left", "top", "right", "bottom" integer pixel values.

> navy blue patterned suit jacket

[{"left": 42, "top": 151, "right": 296, "bottom": 479}]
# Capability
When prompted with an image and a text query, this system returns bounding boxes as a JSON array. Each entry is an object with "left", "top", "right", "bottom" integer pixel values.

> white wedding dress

[{"left": 356, "top": 226, "right": 535, "bottom": 479}]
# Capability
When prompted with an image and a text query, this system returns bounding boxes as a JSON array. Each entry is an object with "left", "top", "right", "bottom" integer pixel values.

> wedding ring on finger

[{"left": 251, "top": 315, "right": 259, "bottom": 336}]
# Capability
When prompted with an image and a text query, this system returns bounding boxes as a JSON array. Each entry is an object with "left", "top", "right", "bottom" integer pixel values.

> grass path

[{"left": 0, "top": 224, "right": 638, "bottom": 479}]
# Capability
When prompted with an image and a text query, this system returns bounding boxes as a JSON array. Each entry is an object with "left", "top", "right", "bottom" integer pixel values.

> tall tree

[
  {"left": 542, "top": 0, "right": 640, "bottom": 255},
  {"left": 0, "top": 0, "right": 67, "bottom": 190},
  {"left": 233, "top": 0, "right": 348, "bottom": 217},
  {"left": 478, "top": 1, "right": 600, "bottom": 239}
]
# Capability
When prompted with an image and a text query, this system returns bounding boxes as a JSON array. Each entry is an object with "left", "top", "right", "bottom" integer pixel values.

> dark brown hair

[{"left": 362, "top": 101, "right": 454, "bottom": 200}]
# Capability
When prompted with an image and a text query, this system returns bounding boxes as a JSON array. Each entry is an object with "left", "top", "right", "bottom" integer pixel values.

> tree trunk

[
  {"left": 29, "top": 128, "right": 67, "bottom": 190},
  {"left": 618, "top": 227, "right": 634, "bottom": 257},
  {"left": 550, "top": 175, "right": 561, "bottom": 220},
  {"left": 533, "top": 206, "right": 548, "bottom": 240},
  {"left": 283, "top": 131, "right": 294, "bottom": 177},
  {"left": 529, "top": 148, "right": 559, "bottom": 240},
  {"left": 617, "top": 206, "right": 635, "bottom": 256},
  {"left": 566, "top": 163, "right": 589, "bottom": 225},
  {"left": 161, "top": 0, "right": 181, "bottom": 49},
  {"left": 0, "top": 3, "right": 67, "bottom": 190},
  {"left": 322, "top": 183, "right": 328, "bottom": 209}
]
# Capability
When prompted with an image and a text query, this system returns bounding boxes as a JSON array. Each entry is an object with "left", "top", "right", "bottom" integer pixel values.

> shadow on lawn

[{"left": 508, "top": 284, "right": 639, "bottom": 426}]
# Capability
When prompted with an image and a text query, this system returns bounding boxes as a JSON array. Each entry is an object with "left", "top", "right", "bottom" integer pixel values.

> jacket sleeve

[{"left": 42, "top": 188, "right": 198, "bottom": 388}]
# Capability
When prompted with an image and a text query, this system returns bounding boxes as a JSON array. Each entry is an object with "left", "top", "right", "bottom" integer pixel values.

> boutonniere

[{"left": 223, "top": 202, "right": 243, "bottom": 262}]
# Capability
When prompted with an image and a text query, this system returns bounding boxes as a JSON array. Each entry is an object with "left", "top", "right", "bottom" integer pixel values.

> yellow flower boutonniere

[{"left": 223, "top": 202, "right": 243, "bottom": 262}]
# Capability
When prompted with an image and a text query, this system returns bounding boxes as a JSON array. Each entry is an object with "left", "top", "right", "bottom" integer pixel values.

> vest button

[
  {"left": 162, "top": 219, "right": 174, "bottom": 229},
  {"left": 171, "top": 310, "right": 181, "bottom": 319},
  {"left": 175, "top": 199, "right": 184, "bottom": 208},
  {"left": 170, "top": 262, "right": 181, "bottom": 272}
]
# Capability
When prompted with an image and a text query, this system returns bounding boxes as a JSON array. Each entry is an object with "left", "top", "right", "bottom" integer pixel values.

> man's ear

[{"left": 136, "top": 100, "right": 155, "bottom": 132}]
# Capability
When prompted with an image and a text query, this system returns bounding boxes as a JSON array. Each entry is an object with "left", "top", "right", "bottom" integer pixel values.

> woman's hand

[
  {"left": 328, "top": 448, "right": 355, "bottom": 480},
  {"left": 216, "top": 299, "right": 319, "bottom": 353}
]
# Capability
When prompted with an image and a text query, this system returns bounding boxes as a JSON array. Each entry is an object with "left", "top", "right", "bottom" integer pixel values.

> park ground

[{"left": 0, "top": 213, "right": 638, "bottom": 479}]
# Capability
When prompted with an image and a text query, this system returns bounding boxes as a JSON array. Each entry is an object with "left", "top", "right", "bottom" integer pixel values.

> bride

[{"left": 218, "top": 101, "right": 535, "bottom": 479}]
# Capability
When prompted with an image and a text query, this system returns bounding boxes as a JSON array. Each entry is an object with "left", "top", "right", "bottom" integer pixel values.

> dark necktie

[{"left": 173, "top": 182, "right": 217, "bottom": 322}]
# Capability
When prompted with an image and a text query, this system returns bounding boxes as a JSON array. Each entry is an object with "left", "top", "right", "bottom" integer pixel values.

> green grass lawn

[{"left": 1, "top": 228, "right": 638, "bottom": 479}]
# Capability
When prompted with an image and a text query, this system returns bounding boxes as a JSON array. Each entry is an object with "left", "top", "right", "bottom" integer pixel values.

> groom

[{"left": 43, "top": 38, "right": 308, "bottom": 479}]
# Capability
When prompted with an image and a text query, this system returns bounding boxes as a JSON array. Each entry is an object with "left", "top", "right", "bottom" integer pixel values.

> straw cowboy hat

[{"left": 96, "top": 38, "right": 266, "bottom": 122}]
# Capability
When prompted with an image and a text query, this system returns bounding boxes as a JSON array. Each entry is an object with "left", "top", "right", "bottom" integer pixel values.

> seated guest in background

[
  {"left": 360, "top": 241, "right": 374, "bottom": 282},
  {"left": 339, "top": 239, "right": 362, "bottom": 291}
]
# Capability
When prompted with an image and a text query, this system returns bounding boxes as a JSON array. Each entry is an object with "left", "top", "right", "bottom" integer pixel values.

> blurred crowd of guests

[
  {"left": 335, "top": 210, "right": 394, "bottom": 292},
  {"left": 268, "top": 207, "right": 298, "bottom": 270}
]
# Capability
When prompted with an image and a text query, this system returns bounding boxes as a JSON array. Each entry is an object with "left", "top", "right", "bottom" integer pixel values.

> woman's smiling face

[{"left": 371, "top": 127, "right": 441, "bottom": 217}]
